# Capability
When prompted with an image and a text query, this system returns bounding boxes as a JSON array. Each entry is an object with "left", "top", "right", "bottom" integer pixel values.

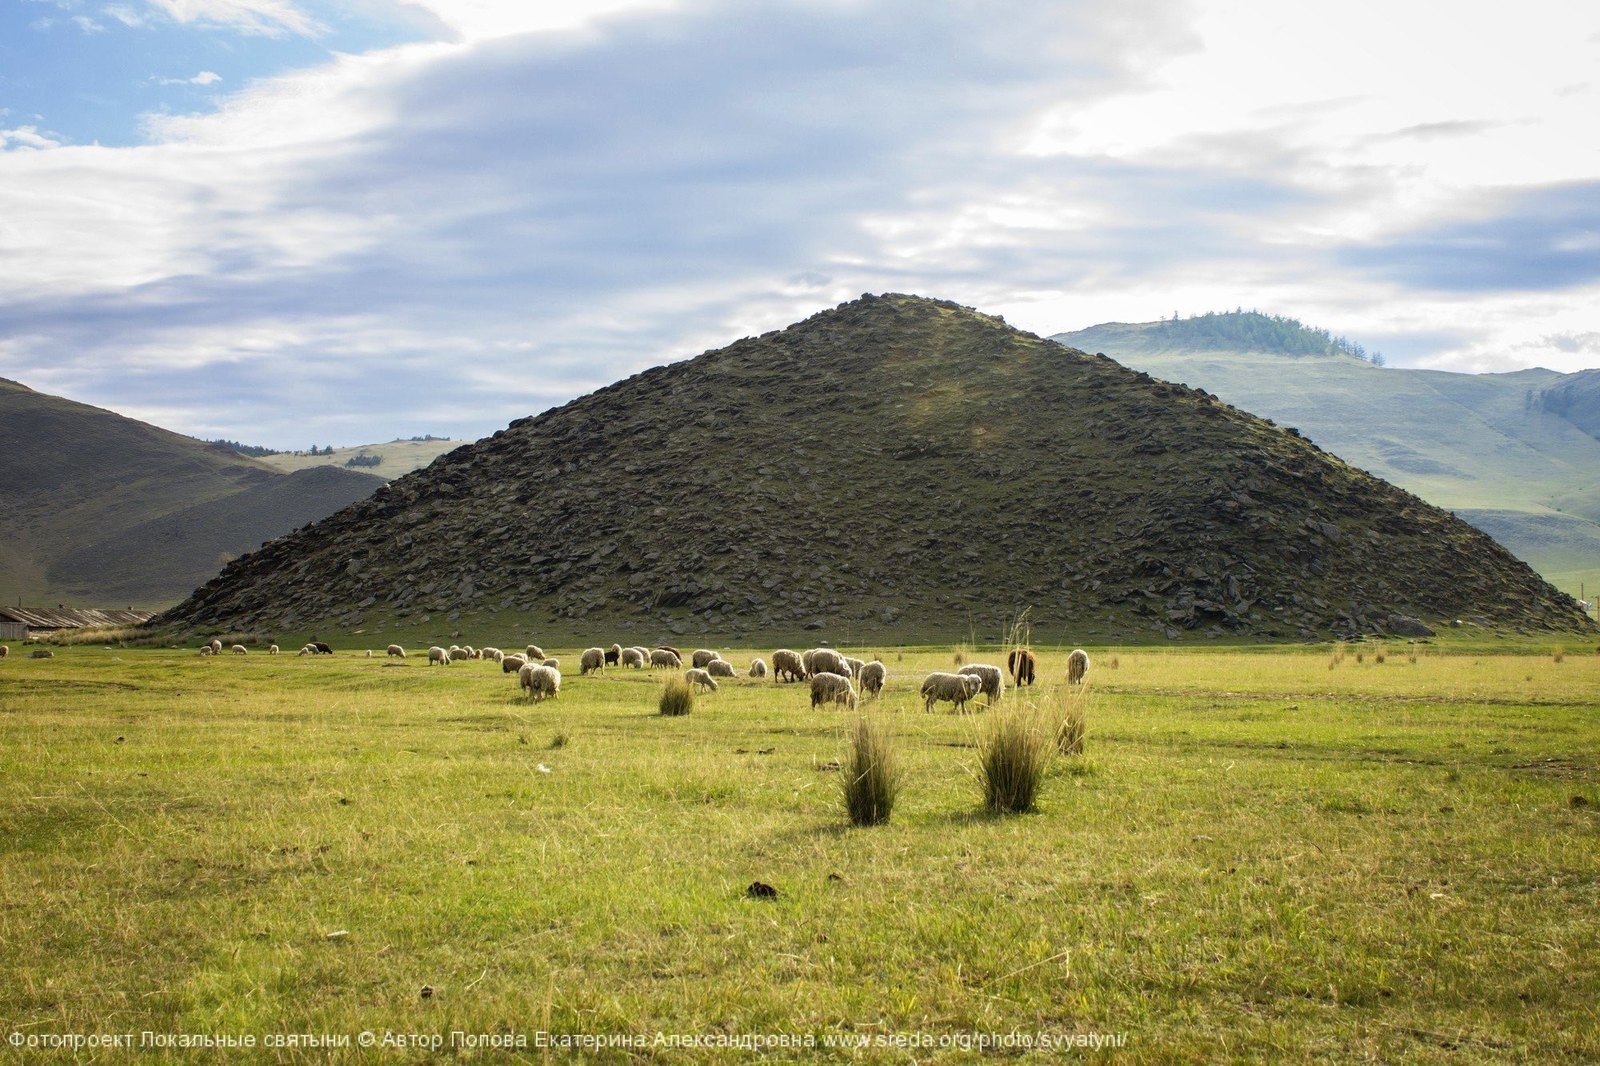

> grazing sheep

[
  {"left": 268, "top": 644, "right": 279, "bottom": 655},
  {"left": 542, "top": 657, "right": 560, "bottom": 670},
  {"left": 199, "top": 647, "right": 212, "bottom": 656},
  {"left": 462, "top": 645, "right": 478, "bottom": 659},
  {"left": 365, "top": 650, "right": 374, "bottom": 658},
  {"left": 706, "top": 658, "right": 736, "bottom": 679},
  {"left": 859, "top": 660, "right": 887, "bottom": 698},
  {"left": 479, "top": 646, "right": 502, "bottom": 662},
  {"left": 771, "top": 649, "right": 805, "bottom": 682},
  {"left": 691, "top": 649, "right": 720, "bottom": 669},
  {"left": 685, "top": 667, "right": 719, "bottom": 692},
  {"left": 387, "top": 644, "right": 407, "bottom": 658},
  {"left": 525, "top": 644, "right": 546, "bottom": 660},
  {"left": 649, "top": 648, "right": 682, "bottom": 669},
  {"left": 805, "top": 648, "right": 851, "bottom": 679},
  {"left": 298, "top": 644, "right": 313, "bottom": 656},
  {"left": 657, "top": 645, "right": 683, "bottom": 659},
  {"left": 306, "top": 641, "right": 332, "bottom": 655},
  {"left": 1007, "top": 648, "right": 1037, "bottom": 687},
  {"left": 580, "top": 647, "right": 606, "bottom": 675},
  {"left": 501, "top": 654, "right": 528, "bottom": 674},
  {"left": 209, "top": 639, "right": 223, "bottom": 653},
  {"left": 1066, "top": 649, "right": 1091, "bottom": 684},
  {"left": 842, "top": 656, "right": 866, "bottom": 679},
  {"left": 449, "top": 647, "right": 473, "bottom": 662},
  {"left": 232, "top": 644, "right": 248, "bottom": 655},
  {"left": 428, "top": 646, "right": 451, "bottom": 667},
  {"left": 0, "top": 645, "right": 6, "bottom": 658},
  {"left": 748, "top": 657, "right": 768, "bottom": 678},
  {"left": 958, "top": 663, "right": 1005, "bottom": 704},
  {"left": 920, "top": 671, "right": 983, "bottom": 713},
  {"left": 605, "top": 643, "right": 622, "bottom": 666},
  {"left": 31, "top": 649, "right": 55, "bottom": 659},
  {"left": 809, "top": 671, "right": 858, "bottom": 712},
  {"left": 620, "top": 647, "right": 646, "bottom": 668},
  {"left": 520, "top": 662, "right": 561, "bottom": 701}
]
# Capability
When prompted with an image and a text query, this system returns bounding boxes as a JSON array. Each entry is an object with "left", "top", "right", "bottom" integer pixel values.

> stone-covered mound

[{"left": 156, "top": 294, "right": 1594, "bottom": 640}]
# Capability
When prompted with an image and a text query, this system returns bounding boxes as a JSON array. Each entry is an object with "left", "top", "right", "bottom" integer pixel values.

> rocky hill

[
  {"left": 0, "top": 377, "right": 385, "bottom": 608},
  {"left": 156, "top": 295, "right": 1593, "bottom": 641}
]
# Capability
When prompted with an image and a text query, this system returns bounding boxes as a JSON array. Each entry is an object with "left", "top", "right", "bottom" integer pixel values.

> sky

[{"left": 2, "top": 0, "right": 1597, "bottom": 448}]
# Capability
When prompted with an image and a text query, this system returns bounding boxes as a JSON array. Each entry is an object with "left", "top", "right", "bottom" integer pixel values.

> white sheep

[
  {"left": 620, "top": 647, "right": 646, "bottom": 669},
  {"left": 387, "top": 644, "right": 406, "bottom": 658},
  {"left": 480, "top": 646, "right": 502, "bottom": 662},
  {"left": 525, "top": 644, "right": 546, "bottom": 660},
  {"left": 706, "top": 659, "right": 736, "bottom": 678},
  {"left": 1067, "top": 648, "right": 1091, "bottom": 685},
  {"left": 198, "top": 646, "right": 211, "bottom": 657},
  {"left": 298, "top": 643, "right": 315, "bottom": 656},
  {"left": 842, "top": 656, "right": 865, "bottom": 679},
  {"left": 449, "top": 646, "right": 472, "bottom": 662},
  {"left": 691, "top": 649, "right": 720, "bottom": 668},
  {"left": 501, "top": 653, "right": 528, "bottom": 674},
  {"left": 542, "top": 657, "right": 560, "bottom": 670},
  {"left": 0, "top": 645, "right": 7, "bottom": 659},
  {"left": 365, "top": 650, "right": 374, "bottom": 658},
  {"left": 685, "top": 667, "right": 719, "bottom": 692},
  {"left": 859, "top": 660, "right": 887, "bottom": 698},
  {"left": 209, "top": 639, "right": 223, "bottom": 653},
  {"left": 809, "top": 671, "right": 858, "bottom": 712},
  {"left": 268, "top": 644, "right": 279, "bottom": 655},
  {"left": 428, "top": 646, "right": 451, "bottom": 667},
  {"left": 650, "top": 648, "right": 682, "bottom": 669},
  {"left": 958, "top": 663, "right": 1005, "bottom": 704},
  {"left": 580, "top": 647, "right": 606, "bottom": 675},
  {"left": 232, "top": 644, "right": 248, "bottom": 655},
  {"left": 771, "top": 650, "right": 805, "bottom": 682},
  {"left": 520, "top": 662, "right": 561, "bottom": 701},
  {"left": 748, "top": 657, "right": 768, "bottom": 678},
  {"left": 920, "top": 671, "right": 982, "bottom": 713},
  {"left": 805, "top": 648, "right": 850, "bottom": 678}
]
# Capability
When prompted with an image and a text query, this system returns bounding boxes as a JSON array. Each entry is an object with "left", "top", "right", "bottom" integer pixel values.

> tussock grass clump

[
  {"left": 1056, "top": 707, "right": 1087, "bottom": 756},
  {"left": 952, "top": 643, "right": 971, "bottom": 667},
  {"left": 842, "top": 716, "right": 899, "bottom": 827},
  {"left": 658, "top": 678, "right": 694, "bottom": 717},
  {"left": 978, "top": 707, "right": 1054, "bottom": 814},
  {"left": 1374, "top": 648, "right": 1387, "bottom": 664},
  {"left": 1107, "top": 656, "right": 1120, "bottom": 670},
  {"left": 1552, "top": 646, "right": 1565, "bottom": 664}
]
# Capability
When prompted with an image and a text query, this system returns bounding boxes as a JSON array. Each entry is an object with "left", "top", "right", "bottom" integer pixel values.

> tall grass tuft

[
  {"left": 978, "top": 706, "right": 1054, "bottom": 814},
  {"left": 1374, "top": 647, "right": 1387, "bottom": 664},
  {"left": 1552, "top": 646, "right": 1565, "bottom": 664},
  {"left": 952, "top": 643, "right": 970, "bottom": 667},
  {"left": 842, "top": 716, "right": 899, "bottom": 826},
  {"left": 658, "top": 677, "right": 694, "bottom": 717}
]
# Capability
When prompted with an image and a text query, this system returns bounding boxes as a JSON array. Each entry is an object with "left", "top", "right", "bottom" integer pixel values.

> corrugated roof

[{"left": 0, "top": 606, "right": 154, "bottom": 629}]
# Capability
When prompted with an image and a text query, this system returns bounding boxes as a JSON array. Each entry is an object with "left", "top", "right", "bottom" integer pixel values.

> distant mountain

[
  {"left": 1052, "top": 315, "right": 1600, "bottom": 600},
  {"left": 157, "top": 295, "right": 1591, "bottom": 642},
  {"left": 0, "top": 377, "right": 385, "bottom": 609},
  {"left": 256, "top": 438, "right": 468, "bottom": 477}
]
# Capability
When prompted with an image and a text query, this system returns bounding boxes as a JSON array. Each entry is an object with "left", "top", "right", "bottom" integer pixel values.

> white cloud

[
  {"left": 153, "top": 70, "right": 225, "bottom": 85},
  {"left": 0, "top": 126, "right": 65, "bottom": 150},
  {"left": 144, "top": 0, "right": 321, "bottom": 37},
  {"left": 72, "top": 13, "right": 106, "bottom": 31}
]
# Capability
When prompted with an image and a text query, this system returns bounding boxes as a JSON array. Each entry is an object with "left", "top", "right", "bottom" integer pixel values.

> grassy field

[{"left": 2, "top": 639, "right": 1598, "bottom": 1062}]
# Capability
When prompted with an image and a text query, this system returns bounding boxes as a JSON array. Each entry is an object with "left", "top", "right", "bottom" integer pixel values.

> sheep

[
  {"left": 365, "top": 650, "right": 374, "bottom": 658},
  {"left": 859, "top": 660, "right": 887, "bottom": 698},
  {"left": 650, "top": 648, "right": 682, "bottom": 669},
  {"left": 805, "top": 648, "right": 850, "bottom": 679},
  {"left": 479, "top": 646, "right": 502, "bottom": 662},
  {"left": 809, "top": 671, "right": 858, "bottom": 712},
  {"left": 542, "top": 657, "right": 559, "bottom": 670},
  {"left": 685, "top": 667, "right": 719, "bottom": 692},
  {"left": 748, "top": 657, "right": 768, "bottom": 678},
  {"left": 771, "top": 649, "right": 805, "bottom": 682},
  {"left": 1007, "top": 648, "right": 1037, "bottom": 687},
  {"left": 232, "top": 644, "right": 248, "bottom": 655},
  {"left": 842, "top": 656, "right": 866, "bottom": 679},
  {"left": 620, "top": 647, "right": 646, "bottom": 669},
  {"left": 387, "top": 644, "right": 407, "bottom": 658},
  {"left": 428, "top": 646, "right": 451, "bottom": 667},
  {"left": 691, "top": 649, "right": 720, "bottom": 669},
  {"left": 706, "top": 659, "right": 736, "bottom": 679},
  {"left": 580, "top": 647, "right": 606, "bottom": 675},
  {"left": 298, "top": 644, "right": 313, "bottom": 656},
  {"left": 268, "top": 644, "right": 279, "bottom": 655},
  {"left": 0, "top": 645, "right": 7, "bottom": 658},
  {"left": 305, "top": 641, "right": 332, "bottom": 655},
  {"left": 209, "top": 639, "right": 223, "bottom": 653},
  {"left": 449, "top": 646, "right": 473, "bottom": 662},
  {"left": 199, "top": 647, "right": 212, "bottom": 656},
  {"left": 1066, "top": 648, "right": 1091, "bottom": 685},
  {"left": 30, "top": 649, "right": 54, "bottom": 659},
  {"left": 920, "top": 671, "right": 983, "bottom": 713},
  {"left": 525, "top": 644, "right": 546, "bottom": 660},
  {"left": 605, "top": 643, "right": 622, "bottom": 666},
  {"left": 657, "top": 645, "right": 683, "bottom": 659},
  {"left": 958, "top": 663, "right": 1005, "bottom": 705},
  {"left": 519, "top": 662, "right": 561, "bottom": 701},
  {"left": 501, "top": 653, "right": 528, "bottom": 674}
]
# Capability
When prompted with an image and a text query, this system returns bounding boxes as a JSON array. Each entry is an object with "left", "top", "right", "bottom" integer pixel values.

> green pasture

[{"left": 1, "top": 641, "right": 1597, "bottom": 1062}]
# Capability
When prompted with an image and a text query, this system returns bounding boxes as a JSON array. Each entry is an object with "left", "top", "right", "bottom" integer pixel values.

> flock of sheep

[{"left": 270, "top": 638, "right": 1093, "bottom": 711}]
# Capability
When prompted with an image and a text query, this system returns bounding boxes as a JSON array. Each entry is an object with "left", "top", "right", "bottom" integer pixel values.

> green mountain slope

[
  {"left": 0, "top": 377, "right": 385, "bottom": 609},
  {"left": 156, "top": 295, "right": 1592, "bottom": 642},
  {"left": 1052, "top": 317, "right": 1600, "bottom": 600}
]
